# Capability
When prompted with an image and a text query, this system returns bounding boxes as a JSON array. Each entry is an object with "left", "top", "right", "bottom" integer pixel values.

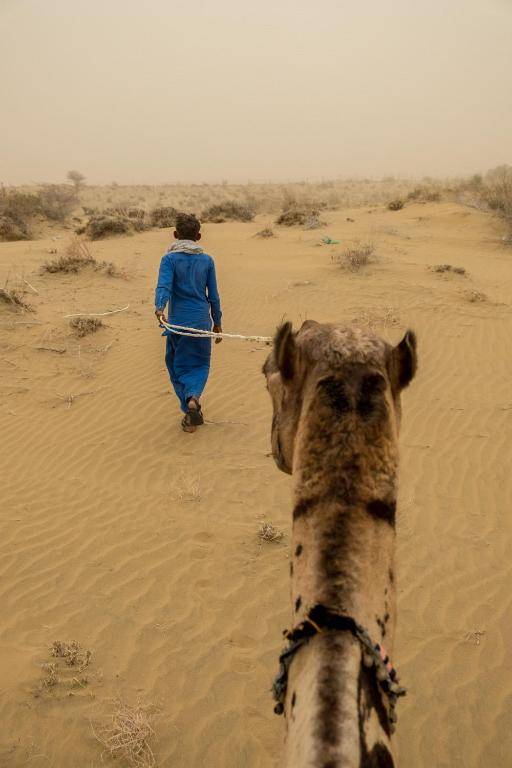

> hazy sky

[{"left": 1, "top": 0, "right": 511, "bottom": 184}]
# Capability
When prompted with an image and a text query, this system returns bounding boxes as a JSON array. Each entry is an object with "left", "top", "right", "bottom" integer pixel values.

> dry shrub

[
  {"left": 303, "top": 213, "right": 326, "bottom": 229},
  {"left": 51, "top": 640, "right": 92, "bottom": 669},
  {"left": 0, "top": 190, "right": 38, "bottom": 240},
  {"left": 150, "top": 205, "right": 179, "bottom": 228},
  {"left": 0, "top": 286, "right": 32, "bottom": 312},
  {"left": 100, "top": 260, "right": 124, "bottom": 277},
  {"left": 94, "top": 699, "right": 157, "bottom": 768},
  {"left": 275, "top": 209, "right": 309, "bottom": 226},
  {"left": 41, "top": 663, "right": 59, "bottom": 689},
  {"left": 334, "top": 242, "right": 376, "bottom": 272},
  {"left": 42, "top": 238, "right": 96, "bottom": 273},
  {"left": 432, "top": 264, "right": 466, "bottom": 276},
  {"left": 37, "top": 184, "right": 77, "bottom": 221},
  {"left": 85, "top": 215, "right": 134, "bottom": 239},
  {"left": 406, "top": 186, "right": 442, "bottom": 203},
  {"left": 255, "top": 227, "right": 275, "bottom": 238},
  {"left": 258, "top": 521, "right": 284, "bottom": 542},
  {"left": 467, "top": 289, "right": 486, "bottom": 303},
  {"left": 0, "top": 213, "right": 30, "bottom": 241},
  {"left": 387, "top": 199, "right": 404, "bottom": 211},
  {"left": 202, "top": 201, "right": 254, "bottom": 222},
  {"left": 481, "top": 165, "right": 512, "bottom": 228},
  {"left": 69, "top": 317, "right": 103, "bottom": 337}
]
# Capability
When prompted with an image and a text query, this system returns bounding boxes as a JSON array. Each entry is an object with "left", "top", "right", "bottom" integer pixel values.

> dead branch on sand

[{"left": 56, "top": 389, "right": 100, "bottom": 409}]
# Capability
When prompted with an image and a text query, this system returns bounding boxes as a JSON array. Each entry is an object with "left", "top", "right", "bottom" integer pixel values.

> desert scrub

[
  {"left": 0, "top": 286, "right": 33, "bottom": 312},
  {"left": 42, "top": 238, "right": 96, "bottom": 273},
  {"left": 85, "top": 215, "right": 133, "bottom": 239},
  {"left": 258, "top": 521, "right": 284, "bottom": 542},
  {"left": 431, "top": 264, "right": 466, "bottom": 276},
  {"left": 94, "top": 699, "right": 158, "bottom": 768},
  {"left": 387, "top": 199, "right": 404, "bottom": 211},
  {"left": 69, "top": 317, "right": 104, "bottom": 337},
  {"left": 0, "top": 214, "right": 30, "bottom": 241},
  {"left": 333, "top": 242, "right": 376, "bottom": 272},
  {"left": 150, "top": 205, "right": 179, "bottom": 228},
  {"left": 202, "top": 201, "right": 255, "bottom": 222},
  {"left": 255, "top": 227, "right": 275, "bottom": 238}
]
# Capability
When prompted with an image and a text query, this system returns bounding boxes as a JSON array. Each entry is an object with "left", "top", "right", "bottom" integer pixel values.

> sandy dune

[{"left": 1, "top": 201, "right": 512, "bottom": 767}]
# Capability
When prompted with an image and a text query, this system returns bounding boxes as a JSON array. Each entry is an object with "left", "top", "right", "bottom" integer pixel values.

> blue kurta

[{"left": 155, "top": 249, "right": 222, "bottom": 412}]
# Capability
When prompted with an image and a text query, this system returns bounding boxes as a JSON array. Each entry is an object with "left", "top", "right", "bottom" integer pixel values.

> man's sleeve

[
  {"left": 206, "top": 258, "right": 222, "bottom": 325},
  {"left": 155, "top": 254, "right": 174, "bottom": 310}
]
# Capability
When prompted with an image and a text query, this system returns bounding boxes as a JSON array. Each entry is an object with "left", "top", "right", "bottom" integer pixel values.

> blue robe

[{"left": 155, "top": 250, "right": 222, "bottom": 412}]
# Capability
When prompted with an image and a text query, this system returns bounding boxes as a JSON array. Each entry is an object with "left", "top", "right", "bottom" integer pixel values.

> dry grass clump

[
  {"left": 303, "top": 213, "right": 326, "bottom": 230},
  {"left": 51, "top": 640, "right": 92, "bottom": 670},
  {"left": 41, "top": 662, "right": 59, "bottom": 689},
  {"left": 255, "top": 226, "right": 275, "bottom": 238},
  {"left": 202, "top": 201, "right": 255, "bottom": 222},
  {"left": 334, "top": 242, "right": 376, "bottom": 272},
  {"left": 43, "top": 238, "right": 96, "bottom": 273},
  {"left": 100, "top": 260, "right": 124, "bottom": 277},
  {"left": 94, "top": 699, "right": 157, "bottom": 768},
  {"left": 387, "top": 199, "right": 404, "bottom": 211},
  {"left": 150, "top": 205, "right": 179, "bottom": 228},
  {"left": 431, "top": 264, "right": 466, "bottom": 276},
  {"left": 258, "top": 521, "right": 284, "bottom": 542},
  {"left": 0, "top": 286, "right": 32, "bottom": 312},
  {"left": 70, "top": 317, "right": 104, "bottom": 337},
  {"left": 467, "top": 289, "right": 486, "bottom": 303}
]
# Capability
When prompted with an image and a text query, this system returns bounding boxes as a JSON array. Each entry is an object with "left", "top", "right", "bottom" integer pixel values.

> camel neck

[{"left": 283, "top": 427, "right": 398, "bottom": 767}]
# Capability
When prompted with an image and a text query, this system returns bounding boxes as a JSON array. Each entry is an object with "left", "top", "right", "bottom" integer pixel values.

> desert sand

[{"left": 1, "top": 198, "right": 512, "bottom": 767}]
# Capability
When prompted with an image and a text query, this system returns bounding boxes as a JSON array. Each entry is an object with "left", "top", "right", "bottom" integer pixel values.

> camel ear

[
  {"left": 393, "top": 330, "right": 417, "bottom": 389},
  {"left": 274, "top": 322, "right": 296, "bottom": 380}
]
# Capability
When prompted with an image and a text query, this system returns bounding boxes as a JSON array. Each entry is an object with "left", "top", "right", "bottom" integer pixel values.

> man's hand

[
  {"left": 213, "top": 324, "right": 223, "bottom": 344},
  {"left": 155, "top": 309, "right": 167, "bottom": 324}
]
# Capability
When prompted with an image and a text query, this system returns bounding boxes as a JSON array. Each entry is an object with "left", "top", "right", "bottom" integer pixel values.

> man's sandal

[{"left": 186, "top": 398, "right": 204, "bottom": 426}]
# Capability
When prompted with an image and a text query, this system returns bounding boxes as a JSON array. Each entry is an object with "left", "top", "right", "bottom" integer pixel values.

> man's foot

[
  {"left": 186, "top": 397, "right": 204, "bottom": 426},
  {"left": 181, "top": 414, "right": 197, "bottom": 433}
]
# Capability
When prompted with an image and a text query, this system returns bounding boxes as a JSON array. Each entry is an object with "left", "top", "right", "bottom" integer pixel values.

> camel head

[{"left": 262, "top": 320, "right": 417, "bottom": 475}]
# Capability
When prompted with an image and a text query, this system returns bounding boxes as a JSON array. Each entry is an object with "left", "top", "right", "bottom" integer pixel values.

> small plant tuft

[
  {"left": 388, "top": 199, "right": 404, "bottom": 211},
  {"left": 431, "top": 264, "right": 467, "bottom": 276},
  {"left": 43, "top": 238, "right": 96, "bottom": 274},
  {"left": 69, "top": 317, "right": 104, "bottom": 337},
  {"left": 0, "top": 285, "right": 33, "bottom": 312},
  {"left": 255, "top": 227, "right": 275, "bottom": 238},
  {"left": 258, "top": 521, "right": 284, "bottom": 543},
  {"left": 333, "top": 242, "right": 376, "bottom": 272}
]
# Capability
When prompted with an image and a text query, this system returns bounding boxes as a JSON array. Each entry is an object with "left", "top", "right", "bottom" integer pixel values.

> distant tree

[{"left": 67, "top": 170, "right": 86, "bottom": 190}]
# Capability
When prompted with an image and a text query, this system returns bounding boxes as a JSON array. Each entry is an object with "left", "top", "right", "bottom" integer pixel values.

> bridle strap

[{"left": 272, "top": 603, "right": 406, "bottom": 732}]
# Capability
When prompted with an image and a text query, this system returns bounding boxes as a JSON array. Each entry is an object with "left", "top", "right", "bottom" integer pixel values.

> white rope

[
  {"left": 160, "top": 319, "right": 272, "bottom": 344},
  {"left": 64, "top": 305, "right": 129, "bottom": 318}
]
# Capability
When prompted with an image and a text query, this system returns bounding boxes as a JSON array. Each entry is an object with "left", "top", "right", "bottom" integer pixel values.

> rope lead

[{"left": 160, "top": 320, "right": 272, "bottom": 344}]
